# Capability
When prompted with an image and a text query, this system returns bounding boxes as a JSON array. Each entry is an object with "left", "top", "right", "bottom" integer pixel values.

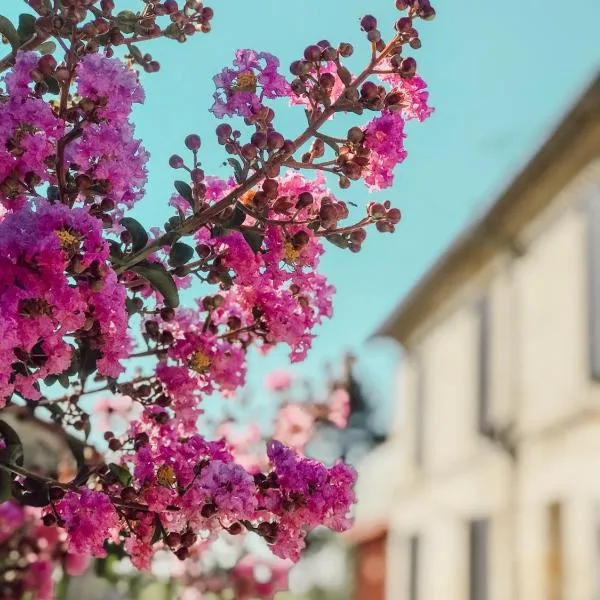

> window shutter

[
  {"left": 477, "top": 296, "right": 491, "bottom": 432},
  {"left": 413, "top": 352, "right": 425, "bottom": 467},
  {"left": 587, "top": 194, "right": 600, "bottom": 380},
  {"left": 469, "top": 519, "right": 489, "bottom": 600},
  {"left": 409, "top": 535, "right": 420, "bottom": 600}
]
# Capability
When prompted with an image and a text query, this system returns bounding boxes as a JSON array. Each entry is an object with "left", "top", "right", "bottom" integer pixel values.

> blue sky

[{"left": 4, "top": 1, "right": 600, "bottom": 423}]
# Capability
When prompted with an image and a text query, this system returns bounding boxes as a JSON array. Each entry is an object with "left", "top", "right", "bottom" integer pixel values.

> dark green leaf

[
  {"left": 325, "top": 233, "right": 348, "bottom": 249},
  {"left": 150, "top": 516, "right": 164, "bottom": 544},
  {"left": 0, "top": 420, "right": 24, "bottom": 467},
  {"left": 108, "top": 463, "right": 132, "bottom": 487},
  {"left": 116, "top": 10, "right": 137, "bottom": 34},
  {"left": 16, "top": 13, "right": 36, "bottom": 44},
  {"left": 128, "top": 44, "right": 143, "bottom": 64},
  {"left": 169, "top": 242, "right": 194, "bottom": 267},
  {"left": 227, "top": 158, "right": 245, "bottom": 184},
  {"left": 46, "top": 185, "right": 59, "bottom": 202},
  {"left": 225, "top": 204, "right": 246, "bottom": 229},
  {"left": 108, "top": 240, "right": 124, "bottom": 260},
  {"left": 0, "top": 470, "right": 13, "bottom": 502},
  {"left": 43, "top": 75, "right": 60, "bottom": 95},
  {"left": 125, "top": 297, "right": 140, "bottom": 316},
  {"left": 0, "top": 16, "right": 19, "bottom": 50},
  {"left": 174, "top": 181, "right": 194, "bottom": 208},
  {"left": 20, "top": 489, "right": 50, "bottom": 507},
  {"left": 78, "top": 343, "right": 100, "bottom": 383},
  {"left": 37, "top": 40, "right": 56, "bottom": 55},
  {"left": 66, "top": 437, "right": 85, "bottom": 473},
  {"left": 120, "top": 217, "right": 148, "bottom": 253},
  {"left": 211, "top": 225, "right": 226, "bottom": 238},
  {"left": 43, "top": 374, "right": 58, "bottom": 387},
  {"left": 46, "top": 403, "right": 64, "bottom": 423},
  {"left": 243, "top": 230, "right": 264, "bottom": 253},
  {"left": 130, "top": 264, "right": 179, "bottom": 308},
  {"left": 58, "top": 373, "right": 70, "bottom": 389}
]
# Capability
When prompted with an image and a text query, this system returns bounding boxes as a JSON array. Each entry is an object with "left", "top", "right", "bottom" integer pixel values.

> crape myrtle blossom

[
  {"left": 211, "top": 49, "right": 290, "bottom": 118},
  {"left": 0, "top": 0, "right": 434, "bottom": 595}
]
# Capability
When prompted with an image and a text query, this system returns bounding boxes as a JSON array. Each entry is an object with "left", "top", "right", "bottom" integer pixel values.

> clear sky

[{"left": 4, "top": 1, "right": 600, "bottom": 421}]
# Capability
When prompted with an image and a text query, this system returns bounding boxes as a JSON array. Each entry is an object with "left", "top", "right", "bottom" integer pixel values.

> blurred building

[{"left": 350, "top": 74, "right": 600, "bottom": 600}]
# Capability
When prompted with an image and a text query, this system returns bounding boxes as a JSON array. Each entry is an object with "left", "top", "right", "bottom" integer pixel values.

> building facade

[{"left": 352, "top": 75, "right": 600, "bottom": 600}]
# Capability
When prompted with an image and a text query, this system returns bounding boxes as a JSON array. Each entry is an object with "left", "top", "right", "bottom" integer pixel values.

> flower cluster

[
  {"left": 211, "top": 49, "right": 290, "bottom": 118},
  {"left": 0, "top": 502, "right": 90, "bottom": 600},
  {"left": 0, "top": 0, "right": 434, "bottom": 596},
  {"left": 0, "top": 200, "right": 129, "bottom": 402}
]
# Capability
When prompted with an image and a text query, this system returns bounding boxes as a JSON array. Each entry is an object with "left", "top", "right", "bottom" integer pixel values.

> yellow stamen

[
  {"left": 56, "top": 229, "right": 81, "bottom": 252},
  {"left": 283, "top": 242, "right": 300, "bottom": 264},
  {"left": 233, "top": 71, "right": 257, "bottom": 93},
  {"left": 157, "top": 464, "right": 177, "bottom": 487},
  {"left": 240, "top": 190, "right": 256, "bottom": 206},
  {"left": 189, "top": 350, "right": 211, "bottom": 374}
]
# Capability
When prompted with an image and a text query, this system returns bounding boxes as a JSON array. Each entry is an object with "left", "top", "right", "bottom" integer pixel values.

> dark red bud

[
  {"left": 360, "top": 15, "right": 377, "bottom": 32},
  {"left": 184, "top": 134, "right": 201, "bottom": 151},
  {"left": 169, "top": 154, "right": 184, "bottom": 169}
]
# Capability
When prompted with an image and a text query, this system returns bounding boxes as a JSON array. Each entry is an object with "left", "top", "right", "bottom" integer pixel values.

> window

[
  {"left": 409, "top": 535, "right": 420, "bottom": 600},
  {"left": 413, "top": 353, "right": 425, "bottom": 466},
  {"left": 587, "top": 194, "right": 600, "bottom": 380},
  {"left": 477, "top": 296, "right": 491, "bottom": 432},
  {"left": 546, "top": 502, "right": 563, "bottom": 600},
  {"left": 469, "top": 519, "right": 489, "bottom": 600}
]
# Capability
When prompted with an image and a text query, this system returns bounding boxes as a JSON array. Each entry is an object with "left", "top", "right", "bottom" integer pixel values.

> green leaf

[
  {"left": 108, "top": 463, "right": 132, "bottom": 487},
  {"left": 0, "top": 470, "right": 13, "bottom": 503},
  {"left": 78, "top": 343, "right": 100, "bottom": 383},
  {"left": 58, "top": 373, "right": 70, "bottom": 389},
  {"left": 227, "top": 158, "right": 245, "bottom": 184},
  {"left": 43, "top": 374, "right": 58, "bottom": 387},
  {"left": 174, "top": 181, "right": 194, "bottom": 208},
  {"left": 125, "top": 297, "right": 140, "bottom": 316},
  {"left": 0, "top": 420, "right": 24, "bottom": 467},
  {"left": 0, "top": 16, "right": 19, "bottom": 50},
  {"left": 120, "top": 217, "right": 148, "bottom": 253},
  {"left": 225, "top": 204, "right": 246, "bottom": 229},
  {"left": 150, "top": 516, "right": 164, "bottom": 544},
  {"left": 128, "top": 44, "right": 143, "bottom": 64},
  {"left": 37, "top": 40, "right": 56, "bottom": 55},
  {"left": 116, "top": 10, "right": 137, "bottom": 34},
  {"left": 43, "top": 75, "right": 60, "bottom": 95},
  {"left": 325, "top": 233, "right": 349, "bottom": 249},
  {"left": 16, "top": 13, "right": 36, "bottom": 44},
  {"left": 108, "top": 239, "right": 124, "bottom": 260},
  {"left": 130, "top": 264, "right": 180, "bottom": 308},
  {"left": 169, "top": 242, "right": 194, "bottom": 267},
  {"left": 46, "top": 185, "right": 59, "bottom": 202},
  {"left": 243, "top": 230, "right": 264, "bottom": 253}
]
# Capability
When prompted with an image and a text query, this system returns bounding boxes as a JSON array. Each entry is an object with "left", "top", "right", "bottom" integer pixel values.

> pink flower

[
  {"left": 329, "top": 388, "right": 350, "bottom": 428},
  {"left": 54, "top": 488, "right": 120, "bottom": 557},
  {"left": 273, "top": 404, "right": 314, "bottom": 451},
  {"left": 65, "top": 552, "right": 92, "bottom": 576},
  {"left": 377, "top": 60, "right": 434, "bottom": 122},
  {"left": 211, "top": 49, "right": 290, "bottom": 118},
  {"left": 265, "top": 370, "right": 293, "bottom": 392},
  {"left": 363, "top": 110, "right": 407, "bottom": 191}
]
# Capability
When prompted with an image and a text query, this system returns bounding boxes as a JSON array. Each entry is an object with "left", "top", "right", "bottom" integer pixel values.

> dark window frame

[
  {"left": 409, "top": 534, "right": 420, "bottom": 600},
  {"left": 469, "top": 518, "right": 489, "bottom": 600},
  {"left": 477, "top": 296, "right": 491, "bottom": 432}
]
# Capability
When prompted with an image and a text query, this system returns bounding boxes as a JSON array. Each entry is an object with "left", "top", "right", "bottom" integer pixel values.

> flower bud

[
  {"left": 184, "top": 134, "right": 201, "bottom": 151},
  {"left": 303, "top": 45, "right": 322, "bottom": 62},
  {"left": 169, "top": 154, "right": 184, "bottom": 169},
  {"left": 360, "top": 15, "right": 377, "bottom": 32},
  {"left": 338, "top": 42, "right": 354, "bottom": 57},
  {"left": 266, "top": 131, "right": 285, "bottom": 151}
]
